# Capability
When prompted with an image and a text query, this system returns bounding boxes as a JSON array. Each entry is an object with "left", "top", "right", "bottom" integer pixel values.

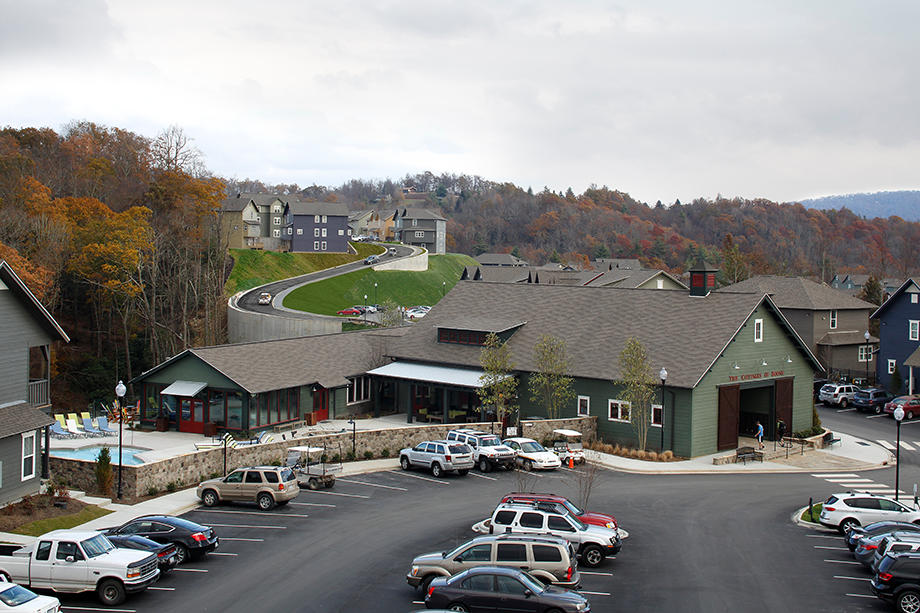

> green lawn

[
  {"left": 800, "top": 502, "right": 823, "bottom": 523},
  {"left": 14, "top": 505, "right": 113, "bottom": 536},
  {"left": 225, "top": 244, "right": 381, "bottom": 294},
  {"left": 282, "top": 254, "right": 477, "bottom": 314}
]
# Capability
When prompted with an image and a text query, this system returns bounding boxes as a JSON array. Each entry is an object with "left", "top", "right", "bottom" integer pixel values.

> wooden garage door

[
  {"left": 775, "top": 378, "right": 794, "bottom": 428},
  {"left": 718, "top": 384, "right": 740, "bottom": 451}
]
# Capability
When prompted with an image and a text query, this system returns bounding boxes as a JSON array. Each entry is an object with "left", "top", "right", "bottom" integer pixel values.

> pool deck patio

[{"left": 48, "top": 413, "right": 421, "bottom": 464}]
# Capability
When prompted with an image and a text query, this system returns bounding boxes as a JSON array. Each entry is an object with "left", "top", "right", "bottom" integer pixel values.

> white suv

[
  {"left": 819, "top": 492, "right": 920, "bottom": 532},
  {"left": 819, "top": 383, "right": 857, "bottom": 407},
  {"left": 446, "top": 430, "right": 517, "bottom": 472}
]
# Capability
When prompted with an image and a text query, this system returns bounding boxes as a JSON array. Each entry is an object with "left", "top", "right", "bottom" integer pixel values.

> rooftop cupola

[{"left": 689, "top": 259, "right": 719, "bottom": 297}]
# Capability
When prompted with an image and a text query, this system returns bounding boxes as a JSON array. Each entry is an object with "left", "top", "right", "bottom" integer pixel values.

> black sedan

[
  {"left": 103, "top": 515, "right": 219, "bottom": 564},
  {"left": 424, "top": 566, "right": 590, "bottom": 612},
  {"left": 107, "top": 534, "right": 179, "bottom": 574},
  {"left": 846, "top": 521, "right": 920, "bottom": 551}
]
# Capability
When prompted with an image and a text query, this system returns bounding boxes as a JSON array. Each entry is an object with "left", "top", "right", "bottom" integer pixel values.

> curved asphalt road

[{"left": 233, "top": 243, "right": 416, "bottom": 319}]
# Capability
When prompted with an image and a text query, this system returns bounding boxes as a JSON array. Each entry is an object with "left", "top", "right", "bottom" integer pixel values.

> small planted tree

[
  {"left": 478, "top": 333, "right": 518, "bottom": 429},
  {"left": 529, "top": 334, "right": 576, "bottom": 419},
  {"left": 616, "top": 337, "right": 657, "bottom": 451},
  {"left": 95, "top": 447, "right": 114, "bottom": 496}
]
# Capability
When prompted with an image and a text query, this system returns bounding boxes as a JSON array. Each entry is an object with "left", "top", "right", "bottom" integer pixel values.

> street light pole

[
  {"left": 659, "top": 367, "right": 667, "bottom": 452},
  {"left": 374, "top": 282, "right": 378, "bottom": 307},
  {"left": 364, "top": 294, "right": 367, "bottom": 323},
  {"left": 115, "top": 380, "right": 126, "bottom": 499},
  {"left": 347, "top": 419, "right": 356, "bottom": 457},
  {"left": 864, "top": 330, "right": 871, "bottom": 387},
  {"left": 895, "top": 405, "right": 905, "bottom": 500}
]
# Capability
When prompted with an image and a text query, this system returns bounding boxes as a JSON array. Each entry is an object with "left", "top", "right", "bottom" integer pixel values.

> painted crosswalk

[
  {"left": 811, "top": 473, "right": 905, "bottom": 496},
  {"left": 873, "top": 439, "right": 920, "bottom": 451}
]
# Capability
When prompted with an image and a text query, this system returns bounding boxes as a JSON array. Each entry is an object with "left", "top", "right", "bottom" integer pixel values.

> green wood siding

[
  {"left": 140, "top": 354, "right": 241, "bottom": 391},
  {"left": 690, "top": 305, "right": 817, "bottom": 456}
]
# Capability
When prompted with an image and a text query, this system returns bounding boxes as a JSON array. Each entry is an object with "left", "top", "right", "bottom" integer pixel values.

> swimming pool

[{"left": 50, "top": 445, "right": 147, "bottom": 465}]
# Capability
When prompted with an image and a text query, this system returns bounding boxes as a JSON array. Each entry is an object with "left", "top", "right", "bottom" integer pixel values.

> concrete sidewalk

[{"left": 586, "top": 431, "right": 894, "bottom": 474}]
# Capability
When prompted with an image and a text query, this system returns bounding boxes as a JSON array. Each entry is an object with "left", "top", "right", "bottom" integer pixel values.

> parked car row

[
  {"left": 833, "top": 512, "right": 920, "bottom": 612},
  {"left": 0, "top": 514, "right": 217, "bottom": 608},
  {"left": 399, "top": 432, "right": 570, "bottom": 478},
  {"left": 818, "top": 381, "right": 920, "bottom": 421},
  {"left": 409, "top": 491, "right": 622, "bottom": 611}
]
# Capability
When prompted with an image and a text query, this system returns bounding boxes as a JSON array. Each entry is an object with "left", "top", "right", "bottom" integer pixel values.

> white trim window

[
  {"left": 889, "top": 359, "right": 897, "bottom": 375},
  {"left": 322, "top": 215, "right": 327, "bottom": 223},
  {"left": 912, "top": 294, "right": 918, "bottom": 304},
  {"left": 273, "top": 216, "right": 281, "bottom": 225},
  {"left": 272, "top": 229, "right": 280, "bottom": 238},
  {"left": 829, "top": 310, "right": 837, "bottom": 329},
  {"left": 314, "top": 215, "right": 320, "bottom": 223},
  {"left": 296, "top": 228, "right": 303, "bottom": 235},
  {"left": 338, "top": 229, "right": 344, "bottom": 236},
  {"left": 272, "top": 204, "right": 282, "bottom": 213},
  {"left": 287, "top": 227, "right": 292, "bottom": 235},
  {"left": 321, "top": 241, "right": 327, "bottom": 250},
  {"left": 412, "top": 218, "right": 418, "bottom": 227},
  {"left": 656, "top": 279, "right": 664, "bottom": 289},
  {"left": 858, "top": 345, "right": 873, "bottom": 362},
  {"left": 21, "top": 432, "right": 35, "bottom": 481},
  {"left": 313, "top": 241, "right": 320, "bottom": 250},
  {"left": 347, "top": 376, "right": 371, "bottom": 404},
  {"left": 321, "top": 228, "right": 327, "bottom": 237},
  {"left": 314, "top": 228, "right": 320, "bottom": 237},
  {"left": 608, "top": 399, "right": 630, "bottom": 422},
  {"left": 753, "top": 318, "right": 763, "bottom": 343},
  {"left": 910, "top": 320, "right": 919, "bottom": 341},
  {"left": 577, "top": 396, "right": 590, "bottom": 416},
  {"left": 651, "top": 403, "right": 663, "bottom": 427},
  {"left": 415, "top": 231, "right": 425, "bottom": 238}
]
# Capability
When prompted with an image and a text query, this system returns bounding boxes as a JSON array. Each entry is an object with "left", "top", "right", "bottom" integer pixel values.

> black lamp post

[
  {"left": 659, "top": 367, "right": 667, "bottom": 452},
  {"left": 374, "top": 282, "right": 378, "bottom": 307},
  {"left": 347, "top": 419, "right": 356, "bottom": 457},
  {"left": 363, "top": 294, "right": 367, "bottom": 323},
  {"left": 442, "top": 281, "right": 446, "bottom": 297},
  {"left": 895, "top": 405, "right": 905, "bottom": 500},
  {"left": 864, "top": 330, "right": 871, "bottom": 387},
  {"left": 115, "top": 380, "right": 126, "bottom": 499}
]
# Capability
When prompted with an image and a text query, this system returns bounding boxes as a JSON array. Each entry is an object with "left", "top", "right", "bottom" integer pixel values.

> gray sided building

[
  {"left": 393, "top": 207, "right": 447, "bottom": 254},
  {"left": 0, "top": 261, "right": 69, "bottom": 506},
  {"left": 285, "top": 201, "right": 351, "bottom": 253}
]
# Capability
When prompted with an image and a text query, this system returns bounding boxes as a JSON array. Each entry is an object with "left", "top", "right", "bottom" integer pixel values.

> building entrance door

[
  {"left": 313, "top": 389, "right": 329, "bottom": 422},
  {"left": 718, "top": 385, "right": 740, "bottom": 451},
  {"left": 179, "top": 398, "right": 206, "bottom": 433}
]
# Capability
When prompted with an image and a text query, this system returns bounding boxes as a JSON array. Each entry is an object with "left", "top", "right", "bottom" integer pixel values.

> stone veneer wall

[{"left": 49, "top": 416, "right": 596, "bottom": 498}]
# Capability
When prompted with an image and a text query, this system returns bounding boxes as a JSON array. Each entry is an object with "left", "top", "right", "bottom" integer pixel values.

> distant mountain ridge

[{"left": 799, "top": 190, "right": 920, "bottom": 221}]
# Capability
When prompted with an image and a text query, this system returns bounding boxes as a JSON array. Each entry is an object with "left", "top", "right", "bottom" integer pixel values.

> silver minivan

[{"left": 406, "top": 534, "right": 579, "bottom": 593}]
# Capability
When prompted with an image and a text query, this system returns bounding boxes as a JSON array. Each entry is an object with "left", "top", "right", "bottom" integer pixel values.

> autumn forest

[{"left": 2, "top": 122, "right": 918, "bottom": 410}]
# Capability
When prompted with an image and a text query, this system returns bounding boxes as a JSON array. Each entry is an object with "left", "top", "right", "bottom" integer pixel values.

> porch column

[
  {"left": 42, "top": 426, "right": 50, "bottom": 479},
  {"left": 406, "top": 383, "right": 412, "bottom": 423},
  {"left": 373, "top": 378, "right": 381, "bottom": 418},
  {"left": 442, "top": 388, "right": 449, "bottom": 422}
]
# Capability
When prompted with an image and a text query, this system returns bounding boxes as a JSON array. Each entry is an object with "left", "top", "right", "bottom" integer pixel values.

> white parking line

[
  {"left": 825, "top": 559, "right": 861, "bottom": 565},
  {"left": 806, "top": 534, "right": 840, "bottom": 539},
  {"left": 388, "top": 470, "right": 450, "bottom": 485},
  {"left": 411, "top": 601, "right": 425, "bottom": 605},
  {"left": 196, "top": 509, "right": 309, "bottom": 518},
  {"left": 837, "top": 408, "right": 856, "bottom": 413},
  {"left": 877, "top": 440, "right": 897, "bottom": 449},
  {"left": 220, "top": 537, "right": 264, "bottom": 541},
  {"left": 579, "top": 571, "right": 614, "bottom": 576},
  {"left": 814, "top": 546, "right": 849, "bottom": 551},
  {"left": 301, "top": 489, "right": 370, "bottom": 498},
  {"left": 468, "top": 472, "right": 498, "bottom": 481},
  {"left": 289, "top": 501, "right": 336, "bottom": 507},
  {"left": 846, "top": 593, "right": 877, "bottom": 598},
  {"left": 579, "top": 591, "right": 612, "bottom": 596},
  {"left": 834, "top": 576, "right": 871, "bottom": 581},
  {"left": 812, "top": 473, "right": 860, "bottom": 478},
  {"left": 867, "top": 414, "right": 890, "bottom": 419},
  {"left": 210, "top": 552, "right": 238, "bottom": 556},
  {"left": 61, "top": 605, "right": 137, "bottom": 613},
  {"left": 824, "top": 478, "right": 873, "bottom": 483},
  {"left": 173, "top": 568, "right": 208, "bottom": 573},
  {"left": 207, "top": 523, "right": 287, "bottom": 529},
  {"left": 337, "top": 478, "right": 408, "bottom": 491},
  {"left": 148, "top": 586, "right": 177, "bottom": 591}
]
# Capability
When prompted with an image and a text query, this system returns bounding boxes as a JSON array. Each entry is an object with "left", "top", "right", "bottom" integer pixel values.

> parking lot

[{"left": 46, "top": 458, "right": 907, "bottom": 612}]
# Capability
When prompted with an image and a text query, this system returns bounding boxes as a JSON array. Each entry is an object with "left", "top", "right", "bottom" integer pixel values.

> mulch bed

[{"left": 0, "top": 495, "right": 91, "bottom": 533}]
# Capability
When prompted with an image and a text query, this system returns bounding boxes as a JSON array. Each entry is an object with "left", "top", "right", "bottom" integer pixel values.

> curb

[
  {"left": 791, "top": 505, "right": 836, "bottom": 531},
  {"left": 586, "top": 458, "right": 892, "bottom": 476}
]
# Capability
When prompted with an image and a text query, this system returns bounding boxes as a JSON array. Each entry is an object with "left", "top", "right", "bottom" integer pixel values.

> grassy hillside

[
  {"left": 225, "top": 244, "right": 380, "bottom": 294},
  {"left": 282, "top": 254, "right": 476, "bottom": 314}
]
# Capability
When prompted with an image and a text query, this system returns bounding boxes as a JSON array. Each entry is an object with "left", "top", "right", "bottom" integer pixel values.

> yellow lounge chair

[{"left": 55, "top": 414, "right": 67, "bottom": 428}]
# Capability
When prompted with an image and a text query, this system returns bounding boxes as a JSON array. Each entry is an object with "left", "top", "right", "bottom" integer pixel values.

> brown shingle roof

[
  {"left": 388, "top": 282, "right": 804, "bottom": 389},
  {"left": 288, "top": 201, "right": 350, "bottom": 217},
  {"left": 0, "top": 401, "right": 54, "bottom": 438},
  {"left": 719, "top": 276, "right": 875, "bottom": 310},
  {"left": 182, "top": 328, "right": 407, "bottom": 393}
]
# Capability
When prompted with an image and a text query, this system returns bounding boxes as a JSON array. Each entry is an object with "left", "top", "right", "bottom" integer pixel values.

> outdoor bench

[
  {"left": 736, "top": 446, "right": 763, "bottom": 464},
  {"left": 823, "top": 431, "right": 841, "bottom": 447}
]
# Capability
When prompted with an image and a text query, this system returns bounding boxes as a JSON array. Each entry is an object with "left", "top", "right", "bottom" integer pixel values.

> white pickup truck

[{"left": 0, "top": 530, "right": 159, "bottom": 606}]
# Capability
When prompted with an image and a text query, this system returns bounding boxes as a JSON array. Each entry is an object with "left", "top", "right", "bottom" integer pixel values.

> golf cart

[
  {"left": 552, "top": 429, "right": 585, "bottom": 465},
  {"left": 287, "top": 445, "right": 341, "bottom": 490}
]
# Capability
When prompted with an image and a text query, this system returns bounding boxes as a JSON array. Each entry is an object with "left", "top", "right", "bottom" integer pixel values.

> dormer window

[
  {"left": 829, "top": 310, "right": 837, "bottom": 329},
  {"left": 438, "top": 328, "right": 488, "bottom": 345}
]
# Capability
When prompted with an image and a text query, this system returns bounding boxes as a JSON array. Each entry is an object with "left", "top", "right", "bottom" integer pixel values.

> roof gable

[
  {"left": 871, "top": 278, "right": 920, "bottom": 319},
  {"left": 719, "top": 275, "right": 875, "bottom": 310},
  {"left": 0, "top": 261, "right": 69, "bottom": 343}
]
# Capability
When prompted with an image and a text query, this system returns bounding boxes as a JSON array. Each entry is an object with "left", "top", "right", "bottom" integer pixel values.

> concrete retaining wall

[
  {"left": 49, "top": 416, "right": 596, "bottom": 498},
  {"left": 227, "top": 296, "right": 341, "bottom": 344},
  {"left": 373, "top": 249, "right": 428, "bottom": 271}
]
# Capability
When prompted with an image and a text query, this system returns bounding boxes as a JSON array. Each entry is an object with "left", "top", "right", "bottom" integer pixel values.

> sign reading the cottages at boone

[{"left": 728, "top": 370, "right": 785, "bottom": 383}]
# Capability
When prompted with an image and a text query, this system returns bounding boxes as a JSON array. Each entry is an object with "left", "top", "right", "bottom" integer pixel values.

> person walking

[
  {"left": 755, "top": 420, "right": 764, "bottom": 450},
  {"left": 777, "top": 419, "right": 787, "bottom": 448}
]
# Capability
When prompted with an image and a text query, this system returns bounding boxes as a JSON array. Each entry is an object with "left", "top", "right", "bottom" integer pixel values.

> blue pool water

[{"left": 51, "top": 446, "right": 147, "bottom": 465}]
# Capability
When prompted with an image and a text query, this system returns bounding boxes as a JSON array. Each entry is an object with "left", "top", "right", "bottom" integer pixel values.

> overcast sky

[{"left": 2, "top": 0, "right": 918, "bottom": 204}]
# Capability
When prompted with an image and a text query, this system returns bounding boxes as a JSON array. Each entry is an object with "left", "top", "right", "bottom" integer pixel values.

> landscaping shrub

[
  {"left": 146, "top": 486, "right": 158, "bottom": 497},
  {"left": 346, "top": 451, "right": 356, "bottom": 461},
  {"left": 165, "top": 481, "right": 176, "bottom": 493},
  {"left": 332, "top": 453, "right": 340, "bottom": 463},
  {"left": 380, "top": 448, "right": 390, "bottom": 458},
  {"left": 94, "top": 448, "right": 113, "bottom": 496},
  {"left": 661, "top": 450, "right": 674, "bottom": 461},
  {"left": 648, "top": 451, "right": 658, "bottom": 461},
  {"left": 363, "top": 450, "right": 374, "bottom": 460}
]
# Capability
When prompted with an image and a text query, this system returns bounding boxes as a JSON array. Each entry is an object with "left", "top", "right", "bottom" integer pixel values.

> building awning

[
  {"left": 366, "top": 362, "right": 505, "bottom": 389},
  {"left": 160, "top": 380, "right": 208, "bottom": 397}
]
